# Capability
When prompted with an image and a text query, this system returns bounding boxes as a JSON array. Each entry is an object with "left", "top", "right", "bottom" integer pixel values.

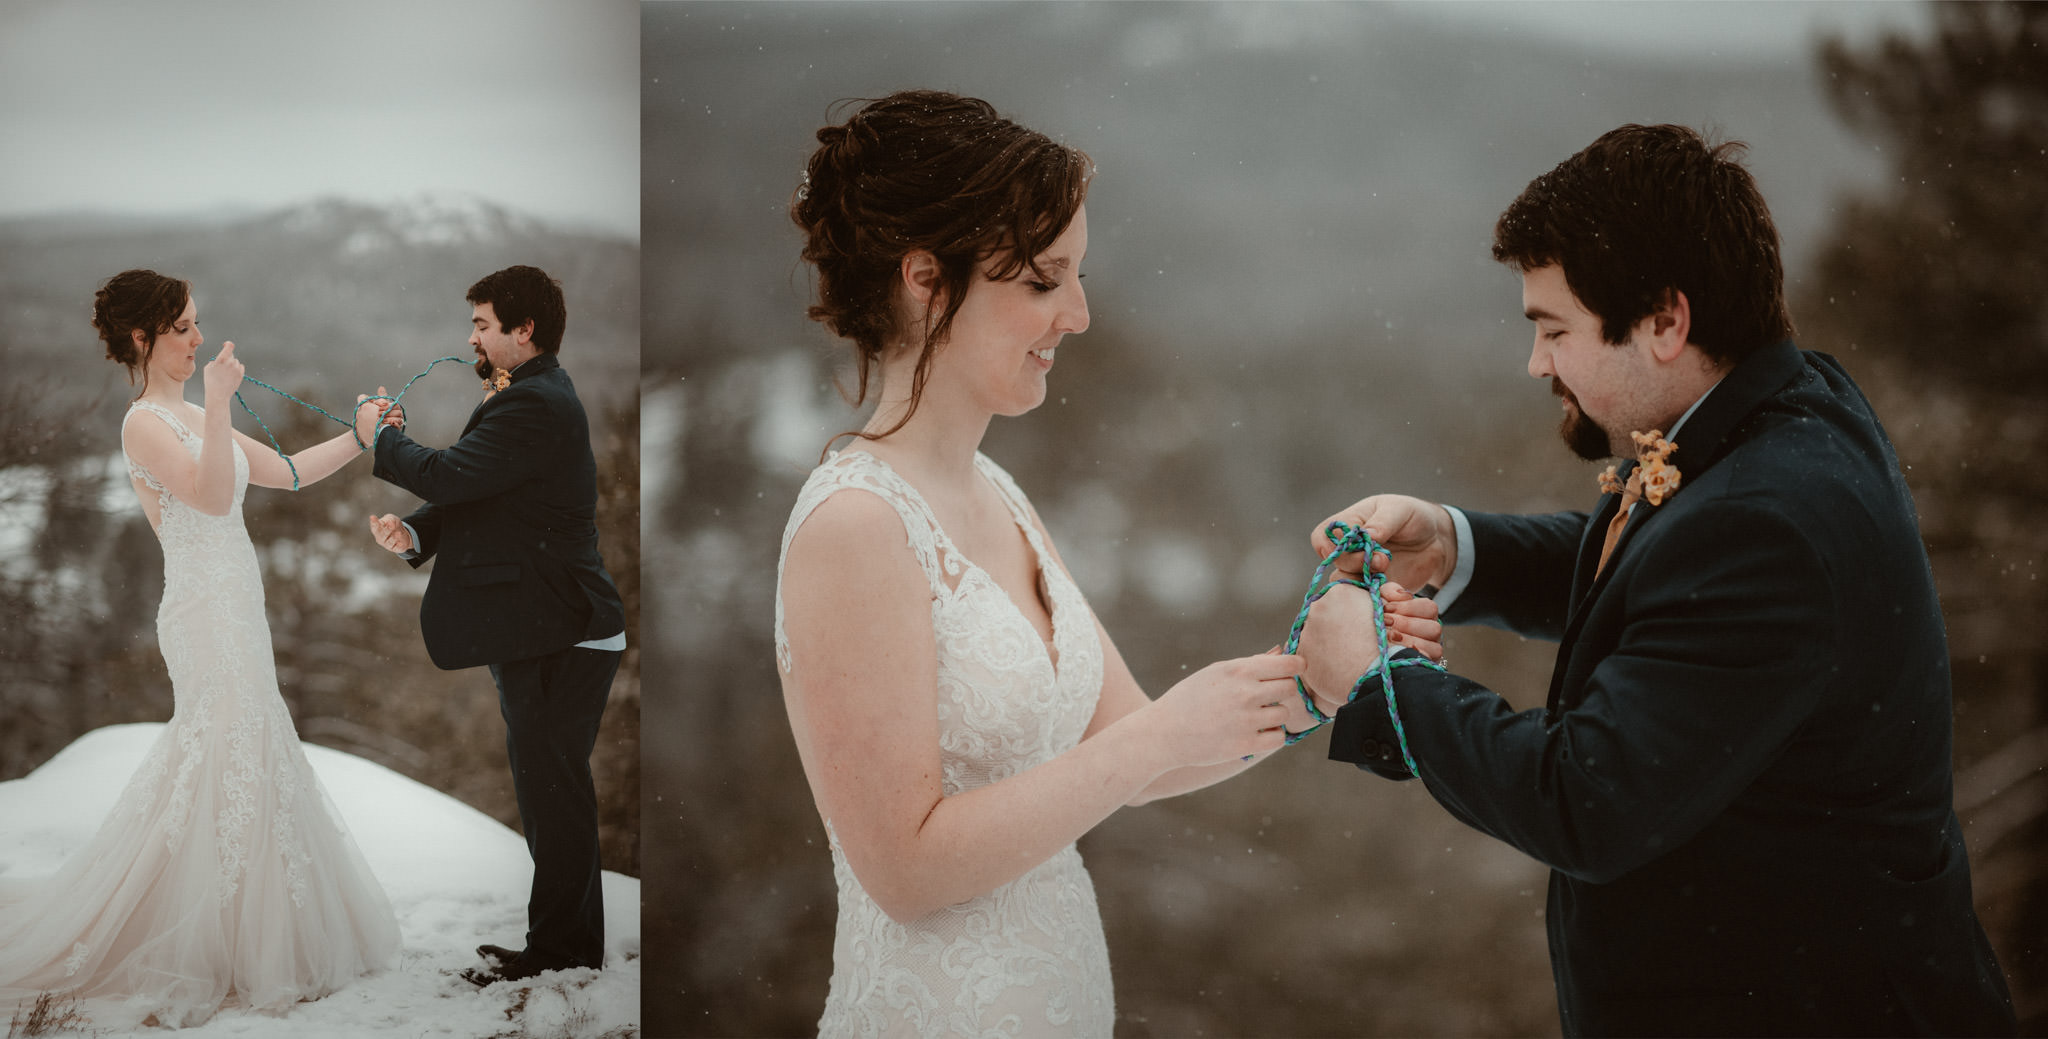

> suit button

[
  {"left": 1362, "top": 738, "right": 1381, "bottom": 757},
  {"left": 1379, "top": 745, "right": 1393, "bottom": 761}
]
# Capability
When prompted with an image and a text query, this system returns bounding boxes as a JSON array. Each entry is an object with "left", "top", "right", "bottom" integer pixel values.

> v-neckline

[{"left": 849, "top": 450, "right": 1064, "bottom": 678}]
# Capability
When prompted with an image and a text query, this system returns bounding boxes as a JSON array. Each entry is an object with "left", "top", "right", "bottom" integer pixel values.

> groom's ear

[
  {"left": 1643, "top": 288, "right": 1692, "bottom": 364},
  {"left": 898, "top": 250, "right": 942, "bottom": 309},
  {"left": 513, "top": 319, "right": 536, "bottom": 346}
]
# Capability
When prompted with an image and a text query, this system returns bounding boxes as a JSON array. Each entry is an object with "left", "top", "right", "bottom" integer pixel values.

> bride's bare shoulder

[
  {"left": 787, "top": 482, "right": 914, "bottom": 560},
  {"left": 120, "top": 403, "right": 181, "bottom": 449}
]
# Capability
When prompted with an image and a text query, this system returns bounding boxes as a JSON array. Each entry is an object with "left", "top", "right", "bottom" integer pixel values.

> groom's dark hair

[
  {"left": 467, "top": 265, "right": 567, "bottom": 354},
  {"left": 1492, "top": 124, "right": 1794, "bottom": 366}
]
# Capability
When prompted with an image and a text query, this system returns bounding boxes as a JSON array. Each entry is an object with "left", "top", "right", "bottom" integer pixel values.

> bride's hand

[
  {"left": 354, "top": 386, "right": 392, "bottom": 444},
  {"left": 1379, "top": 582, "right": 1444, "bottom": 662},
  {"left": 1139, "top": 652, "right": 1305, "bottom": 767},
  {"left": 1311, "top": 493, "right": 1456, "bottom": 590},
  {"left": 202, "top": 342, "right": 243, "bottom": 408}
]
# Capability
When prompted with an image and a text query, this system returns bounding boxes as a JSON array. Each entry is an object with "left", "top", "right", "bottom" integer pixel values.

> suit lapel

[
  {"left": 462, "top": 355, "right": 561, "bottom": 433},
  {"left": 1545, "top": 340, "right": 1808, "bottom": 714}
]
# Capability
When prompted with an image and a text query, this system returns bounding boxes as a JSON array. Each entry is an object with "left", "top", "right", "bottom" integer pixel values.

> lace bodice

[{"left": 775, "top": 450, "right": 1115, "bottom": 1037}]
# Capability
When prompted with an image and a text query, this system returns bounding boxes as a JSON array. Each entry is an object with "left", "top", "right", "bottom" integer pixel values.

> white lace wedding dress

[
  {"left": 775, "top": 450, "right": 1115, "bottom": 1038},
  {"left": 0, "top": 401, "right": 399, "bottom": 1029}
]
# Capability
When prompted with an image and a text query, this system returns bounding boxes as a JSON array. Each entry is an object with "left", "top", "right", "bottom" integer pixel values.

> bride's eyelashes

[{"left": 1027, "top": 273, "right": 1084, "bottom": 294}]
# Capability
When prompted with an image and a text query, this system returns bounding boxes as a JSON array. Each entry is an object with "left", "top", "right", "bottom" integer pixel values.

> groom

[
  {"left": 366, "top": 264, "right": 626, "bottom": 986},
  {"left": 1297, "top": 125, "right": 2014, "bottom": 1034}
]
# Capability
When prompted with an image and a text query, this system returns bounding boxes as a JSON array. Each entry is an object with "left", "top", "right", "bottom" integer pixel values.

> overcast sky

[
  {"left": 0, "top": 0, "right": 638, "bottom": 237},
  {"left": 1406, "top": 0, "right": 1933, "bottom": 59},
  {"left": 0, "top": 1, "right": 1930, "bottom": 241}
]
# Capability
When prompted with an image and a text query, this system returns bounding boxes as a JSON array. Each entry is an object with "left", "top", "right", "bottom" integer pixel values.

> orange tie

[{"left": 1595, "top": 467, "right": 1643, "bottom": 579}]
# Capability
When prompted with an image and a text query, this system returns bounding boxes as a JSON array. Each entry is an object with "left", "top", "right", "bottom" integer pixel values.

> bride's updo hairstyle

[
  {"left": 791, "top": 89, "right": 1092, "bottom": 450},
  {"left": 93, "top": 269, "right": 191, "bottom": 397}
]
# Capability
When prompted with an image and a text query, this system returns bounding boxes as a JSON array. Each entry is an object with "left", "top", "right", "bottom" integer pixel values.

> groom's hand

[
  {"left": 1312, "top": 494, "right": 1457, "bottom": 590},
  {"left": 1297, "top": 581, "right": 1443, "bottom": 715},
  {"left": 368, "top": 513, "right": 414, "bottom": 554}
]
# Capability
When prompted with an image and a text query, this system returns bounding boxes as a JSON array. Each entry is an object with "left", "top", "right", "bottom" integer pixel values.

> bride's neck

[
  {"left": 861, "top": 394, "right": 989, "bottom": 487},
  {"left": 137, "top": 374, "right": 187, "bottom": 408}
]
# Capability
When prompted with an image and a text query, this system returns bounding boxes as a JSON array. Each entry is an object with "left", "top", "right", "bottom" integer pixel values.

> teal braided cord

[
  {"left": 1279, "top": 521, "right": 1445, "bottom": 777},
  {"left": 231, "top": 355, "right": 469, "bottom": 490}
]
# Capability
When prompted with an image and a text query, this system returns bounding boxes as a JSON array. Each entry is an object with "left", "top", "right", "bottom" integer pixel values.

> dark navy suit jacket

[
  {"left": 1330, "top": 341, "right": 2014, "bottom": 1035},
  {"left": 373, "top": 353, "right": 623, "bottom": 671}
]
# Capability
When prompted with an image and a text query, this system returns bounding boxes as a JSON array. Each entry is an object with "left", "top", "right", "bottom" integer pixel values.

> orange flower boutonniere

[
  {"left": 1629, "top": 429, "right": 1681, "bottom": 505},
  {"left": 1597, "top": 430, "right": 1682, "bottom": 506},
  {"left": 482, "top": 367, "right": 512, "bottom": 400}
]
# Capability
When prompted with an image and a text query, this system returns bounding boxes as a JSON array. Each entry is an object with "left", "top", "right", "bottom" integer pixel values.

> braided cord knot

[{"left": 1279, "top": 521, "right": 1445, "bottom": 777}]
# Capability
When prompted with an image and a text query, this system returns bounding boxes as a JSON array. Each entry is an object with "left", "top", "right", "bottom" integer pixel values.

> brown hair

[
  {"left": 467, "top": 264, "right": 567, "bottom": 355},
  {"left": 790, "top": 89, "right": 1092, "bottom": 454},
  {"left": 1492, "top": 124, "right": 1794, "bottom": 366},
  {"left": 91, "top": 269, "right": 190, "bottom": 400}
]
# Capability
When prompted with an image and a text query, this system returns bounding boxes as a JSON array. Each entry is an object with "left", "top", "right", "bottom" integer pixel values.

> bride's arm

[
  {"left": 122, "top": 348, "right": 243, "bottom": 516},
  {"left": 1083, "top": 618, "right": 1293, "bottom": 804},
  {"left": 238, "top": 394, "right": 392, "bottom": 490},
  {"left": 235, "top": 427, "right": 364, "bottom": 490},
  {"left": 1021, "top": 503, "right": 1436, "bottom": 804},
  {"left": 1006, "top": 495, "right": 1296, "bottom": 801},
  {"left": 123, "top": 411, "right": 235, "bottom": 517},
  {"left": 780, "top": 489, "right": 1299, "bottom": 924}
]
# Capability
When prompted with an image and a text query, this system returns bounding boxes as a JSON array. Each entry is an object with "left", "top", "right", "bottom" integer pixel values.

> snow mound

[{"left": 0, "top": 724, "right": 638, "bottom": 1038}]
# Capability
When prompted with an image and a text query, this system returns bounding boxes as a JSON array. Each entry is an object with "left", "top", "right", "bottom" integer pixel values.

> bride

[
  {"left": 775, "top": 91, "right": 1442, "bottom": 1036},
  {"left": 0, "top": 270, "right": 400, "bottom": 1028}
]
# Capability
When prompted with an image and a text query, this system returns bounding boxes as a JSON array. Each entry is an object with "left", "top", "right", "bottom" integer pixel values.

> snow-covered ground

[{"left": 0, "top": 725, "right": 639, "bottom": 1038}]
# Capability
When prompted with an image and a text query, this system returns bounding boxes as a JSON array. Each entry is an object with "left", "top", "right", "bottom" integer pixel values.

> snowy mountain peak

[{"left": 268, "top": 193, "right": 540, "bottom": 255}]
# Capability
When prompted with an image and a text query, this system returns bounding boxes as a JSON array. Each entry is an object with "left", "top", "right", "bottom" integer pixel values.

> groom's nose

[{"left": 1528, "top": 335, "right": 1554, "bottom": 380}]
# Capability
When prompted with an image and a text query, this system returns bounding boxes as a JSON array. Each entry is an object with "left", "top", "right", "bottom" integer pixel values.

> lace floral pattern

[
  {"left": 776, "top": 451, "right": 1114, "bottom": 1038},
  {"left": 0, "top": 401, "right": 398, "bottom": 1029}
]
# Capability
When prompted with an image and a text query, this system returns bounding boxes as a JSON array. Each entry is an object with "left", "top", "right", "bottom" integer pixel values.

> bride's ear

[{"left": 898, "top": 251, "right": 942, "bottom": 311}]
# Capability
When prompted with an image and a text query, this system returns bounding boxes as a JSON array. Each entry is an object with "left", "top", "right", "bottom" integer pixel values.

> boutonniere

[
  {"left": 482, "top": 367, "right": 512, "bottom": 399},
  {"left": 1598, "top": 429, "right": 1682, "bottom": 506}
]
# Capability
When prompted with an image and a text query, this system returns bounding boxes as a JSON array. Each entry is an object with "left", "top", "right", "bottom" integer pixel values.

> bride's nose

[{"left": 1056, "top": 280, "right": 1089, "bottom": 335}]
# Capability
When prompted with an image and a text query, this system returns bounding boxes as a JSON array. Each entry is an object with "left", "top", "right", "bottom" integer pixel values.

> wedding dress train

[
  {"left": 0, "top": 401, "right": 399, "bottom": 1029},
  {"left": 776, "top": 450, "right": 1115, "bottom": 1038}
]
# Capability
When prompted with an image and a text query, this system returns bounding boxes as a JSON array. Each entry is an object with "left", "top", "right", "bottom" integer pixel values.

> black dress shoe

[
  {"left": 460, "top": 957, "right": 551, "bottom": 987},
  {"left": 476, "top": 943, "right": 522, "bottom": 965}
]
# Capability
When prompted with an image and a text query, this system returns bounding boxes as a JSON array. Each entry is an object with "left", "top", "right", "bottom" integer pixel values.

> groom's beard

[
  {"left": 475, "top": 356, "right": 493, "bottom": 380},
  {"left": 1553, "top": 378, "right": 1614, "bottom": 461}
]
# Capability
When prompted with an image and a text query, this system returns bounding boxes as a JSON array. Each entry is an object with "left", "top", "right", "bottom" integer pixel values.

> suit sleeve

[
  {"left": 373, "top": 392, "right": 550, "bottom": 507},
  {"left": 400, "top": 501, "right": 443, "bottom": 568},
  {"left": 1330, "top": 497, "right": 1836, "bottom": 884},
  {"left": 1444, "top": 509, "right": 1586, "bottom": 640}
]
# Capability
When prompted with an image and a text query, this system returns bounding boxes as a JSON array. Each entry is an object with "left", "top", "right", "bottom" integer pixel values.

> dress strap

[
  {"left": 974, "top": 453, "right": 1052, "bottom": 558},
  {"left": 124, "top": 400, "right": 198, "bottom": 443},
  {"left": 774, "top": 451, "right": 959, "bottom": 672},
  {"left": 122, "top": 401, "right": 197, "bottom": 494}
]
